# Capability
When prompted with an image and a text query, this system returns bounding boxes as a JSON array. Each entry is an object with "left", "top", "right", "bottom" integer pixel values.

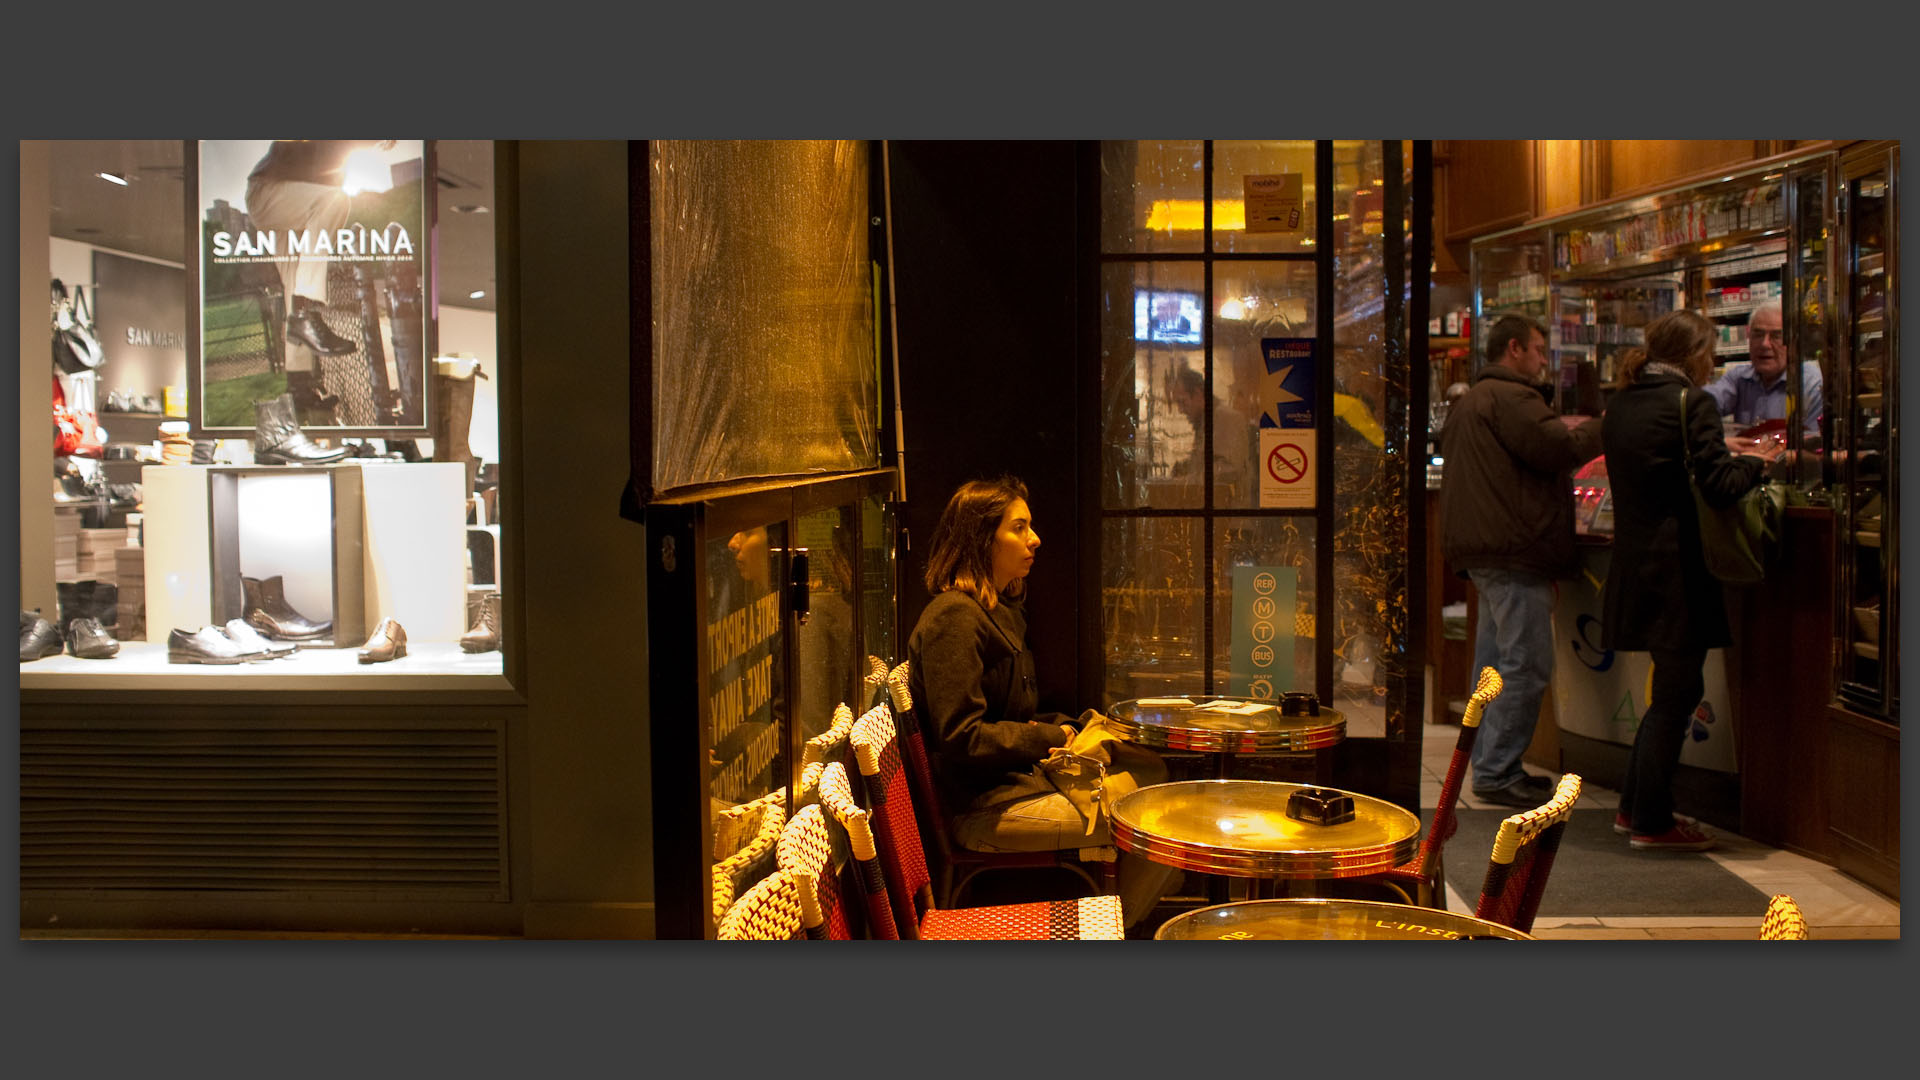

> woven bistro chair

[
  {"left": 862, "top": 655, "right": 892, "bottom": 709},
  {"left": 884, "top": 660, "right": 1114, "bottom": 909},
  {"left": 1326, "top": 665, "right": 1504, "bottom": 908},
  {"left": 778, "top": 803, "right": 855, "bottom": 940},
  {"left": 1473, "top": 772, "right": 1582, "bottom": 935},
  {"left": 818, "top": 761, "right": 904, "bottom": 939},
  {"left": 794, "top": 702, "right": 857, "bottom": 811},
  {"left": 710, "top": 795, "right": 787, "bottom": 927},
  {"left": 1760, "top": 894, "right": 1810, "bottom": 940},
  {"left": 716, "top": 867, "right": 806, "bottom": 941},
  {"left": 846, "top": 702, "right": 1124, "bottom": 941}
]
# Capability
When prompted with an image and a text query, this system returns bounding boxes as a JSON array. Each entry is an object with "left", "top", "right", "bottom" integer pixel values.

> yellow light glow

[
  {"left": 341, "top": 148, "right": 394, "bottom": 196},
  {"left": 1144, "top": 199, "right": 1247, "bottom": 232},
  {"left": 1219, "top": 298, "right": 1247, "bottom": 320}
]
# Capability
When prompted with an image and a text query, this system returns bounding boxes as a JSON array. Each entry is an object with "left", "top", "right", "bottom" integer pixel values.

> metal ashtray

[
  {"left": 1280, "top": 691, "right": 1321, "bottom": 717},
  {"left": 1284, "top": 786, "right": 1355, "bottom": 826}
]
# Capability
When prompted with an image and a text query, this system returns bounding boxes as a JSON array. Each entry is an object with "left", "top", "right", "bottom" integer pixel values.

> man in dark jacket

[{"left": 1441, "top": 315, "right": 1602, "bottom": 807}]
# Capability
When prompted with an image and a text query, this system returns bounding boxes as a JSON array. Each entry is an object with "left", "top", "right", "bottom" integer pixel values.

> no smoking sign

[{"left": 1259, "top": 429, "right": 1315, "bottom": 508}]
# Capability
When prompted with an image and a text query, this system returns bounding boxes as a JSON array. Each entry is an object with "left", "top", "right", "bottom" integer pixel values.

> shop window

[
  {"left": 23, "top": 140, "right": 506, "bottom": 688},
  {"left": 1095, "top": 140, "right": 1423, "bottom": 745}
]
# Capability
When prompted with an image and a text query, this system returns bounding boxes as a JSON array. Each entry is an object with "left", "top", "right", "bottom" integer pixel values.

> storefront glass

[{"left": 26, "top": 139, "right": 506, "bottom": 688}]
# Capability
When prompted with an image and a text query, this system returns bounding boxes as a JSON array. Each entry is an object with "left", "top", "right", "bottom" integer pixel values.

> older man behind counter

[{"left": 1703, "top": 299, "right": 1823, "bottom": 435}]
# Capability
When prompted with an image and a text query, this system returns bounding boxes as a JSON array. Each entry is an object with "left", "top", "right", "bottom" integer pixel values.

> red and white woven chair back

[
  {"left": 863, "top": 655, "right": 892, "bottom": 709},
  {"left": 1760, "top": 894, "right": 1809, "bottom": 941},
  {"left": 779, "top": 804, "right": 852, "bottom": 940},
  {"left": 851, "top": 702, "right": 936, "bottom": 933},
  {"left": 1475, "top": 772, "right": 1580, "bottom": 933},
  {"left": 716, "top": 867, "right": 806, "bottom": 941},
  {"left": 818, "top": 761, "right": 902, "bottom": 939},
  {"left": 711, "top": 793, "right": 786, "bottom": 924}
]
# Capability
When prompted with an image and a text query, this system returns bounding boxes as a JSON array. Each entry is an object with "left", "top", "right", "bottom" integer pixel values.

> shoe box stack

[
  {"left": 77, "top": 526, "right": 128, "bottom": 586},
  {"left": 53, "top": 507, "right": 82, "bottom": 581},
  {"left": 116, "top": 546, "right": 146, "bottom": 640}
]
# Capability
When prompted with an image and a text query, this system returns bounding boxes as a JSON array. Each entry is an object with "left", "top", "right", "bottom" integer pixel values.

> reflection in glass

[
  {"left": 705, "top": 521, "right": 788, "bottom": 814},
  {"left": 1329, "top": 141, "right": 1410, "bottom": 732},
  {"left": 1101, "top": 262, "right": 1206, "bottom": 509},
  {"left": 1211, "top": 518, "right": 1317, "bottom": 697},
  {"left": 1787, "top": 168, "right": 1829, "bottom": 491},
  {"left": 1101, "top": 517, "right": 1203, "bottom": 705},
  {"left": 1211, "top": 262, "right": 1318, "bottom": 510},
  {"left": 1212, "top": 141, "right": 1317, "bottom": 255},
  {"left": 1101, "top": 141, "right": 1205, "bottom": 254},
  {"left": 859, "top": 494, "right": 897, "bottom": 676},
  {"left": 795, "top": 506, "right": 858, "bottom": 742}
]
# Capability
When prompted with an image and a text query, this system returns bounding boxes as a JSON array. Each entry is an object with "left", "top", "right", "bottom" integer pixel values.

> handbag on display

[
  {"left": 1678, "top": 387, "right": 1783, "bottom": 586},
  {"left": 52, "top": 279, "right": 106, "bottom": 373}
]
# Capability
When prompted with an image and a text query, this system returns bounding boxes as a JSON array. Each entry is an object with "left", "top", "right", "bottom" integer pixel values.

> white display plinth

[{"left": 141, "top": 463, "right": 468, "bottom": 648}]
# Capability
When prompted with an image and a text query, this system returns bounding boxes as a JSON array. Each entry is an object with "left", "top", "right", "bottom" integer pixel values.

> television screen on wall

[{"left": 1134, "top": 288, "right": 1204, "bottom": 345}]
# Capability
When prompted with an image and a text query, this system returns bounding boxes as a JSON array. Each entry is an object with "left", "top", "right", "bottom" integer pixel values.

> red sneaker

[
  {"left": 1630, "top": 821, "right": 1715, "bottom": 852},
  {"left": 1614, "top": 811, "right": 1696, "bottom": 836}
]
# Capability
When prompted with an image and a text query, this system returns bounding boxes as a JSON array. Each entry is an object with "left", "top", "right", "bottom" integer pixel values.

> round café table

[
  {"left": 1154, "top": 898, "right": 1532, "bottom": 941},
  {"left": 1109, "top": 779, "right": 1421, "bottom": 902},
  {"left": 1105, "top": 694, "right": 1345, "bottom": 780}
]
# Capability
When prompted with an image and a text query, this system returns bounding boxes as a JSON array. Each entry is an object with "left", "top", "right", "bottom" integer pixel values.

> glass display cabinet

[
  {"left": 1830, "top": 149, "right": 1898, "bottom": 721},
  {"left": 1469, "top": 225, "right": 1549, "bottom": 376}
]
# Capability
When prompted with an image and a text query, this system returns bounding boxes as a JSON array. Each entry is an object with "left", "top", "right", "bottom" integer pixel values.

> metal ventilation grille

[{"left": 22, "top": 726, "right": 506, "bottom": 899}]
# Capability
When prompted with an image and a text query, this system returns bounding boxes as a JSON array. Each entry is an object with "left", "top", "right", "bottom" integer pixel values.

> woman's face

[{"left": 989, "top": 497, "right": 1040, "bottom": 591}]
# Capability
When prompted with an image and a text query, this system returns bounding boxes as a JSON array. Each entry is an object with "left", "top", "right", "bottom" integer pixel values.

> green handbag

[{"left": 1678, "top": 387, "right": 1783, "bottom": 586}]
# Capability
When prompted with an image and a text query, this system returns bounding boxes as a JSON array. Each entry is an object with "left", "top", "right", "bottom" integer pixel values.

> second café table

[
  {"left": 1104, "top": 692, "right": 1345, "bottom": 781},
  {"left": 1109, "top": 779, "right": 1422, "bottom": 903},
  {"left": 1154, "top": 898, "right": 1532, "bottom": 940}
]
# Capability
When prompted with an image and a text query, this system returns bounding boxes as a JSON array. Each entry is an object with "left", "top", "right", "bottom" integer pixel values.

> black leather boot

[
  {"left": 243, "top": 573, "right": 333, "bottom": 640},
  {"left": 253, "top": 393, "right": 349, "bottom": 465},
  {"left": 89, "top": 581, "right": 118, "bottom": 635},
  {"left": 286, "top": 369, "right": 342, "bottom": 415},
  {"left": 56, "top": 580, "right": 90, "bottom": 632},
  {"left": 287, "top": 296, "right": 356, "bottom": 356}
]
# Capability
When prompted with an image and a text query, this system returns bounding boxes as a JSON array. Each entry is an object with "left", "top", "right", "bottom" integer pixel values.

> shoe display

[
  {"left": 252, "top": 393, "right": 350, "bottom": 466},
  {"left": 286, "top": 297, "right": 356, "bottom": 356},
  {"left": 222, "top": 618, "right": 295, "bottom": 660},
  {"left": 1472, "top": 775, "right": 1555, "bottom": 809},
  {"left": 20, "top": 611, "right": 64, "bottom": 662},
  {"left": 166, "top": 626, "right": 253, "bottom": 665},
  {"left": 1614, "top": 810, "right": 1696, "bottom": 836},
  {"left": 242, "top": 573, "right": 333, "bottom": 640},
  {"left": 1629, "top": 821, "right": 1716, "bottom": 853},
  {"left": 357, "top": 617, "right": 408, "bottom": 664},
  {"left": 460, "top": 592, "right": 501, "bottom": 654},
  {"left": 65, "top": 617, "right": 120, "bottom": 659}
]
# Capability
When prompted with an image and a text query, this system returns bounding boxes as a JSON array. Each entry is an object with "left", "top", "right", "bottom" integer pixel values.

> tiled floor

[{"left": 1419, "top": 720, "right": 1902, "bottom": 940}]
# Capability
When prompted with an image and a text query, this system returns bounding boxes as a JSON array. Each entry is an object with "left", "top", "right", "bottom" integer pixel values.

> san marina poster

[{"left": 188, "top": 139, "right": 433, "bottom": 436}]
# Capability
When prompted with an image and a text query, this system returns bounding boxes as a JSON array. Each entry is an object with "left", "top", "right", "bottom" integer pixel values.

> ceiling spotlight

[
  {"left": 451, "top": 204, "right": 490, "bottom": 214},
  {"left": 468, "top": 290, "right": 486, "bottom": 300},
  {"left": 97, "top": 172, "right": 129, "bottom": 186}
]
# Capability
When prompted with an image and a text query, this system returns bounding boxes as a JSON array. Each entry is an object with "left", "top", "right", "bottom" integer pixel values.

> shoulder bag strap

[{"left": 1675, "top": 385, "right": 1696, "bottom": 480}]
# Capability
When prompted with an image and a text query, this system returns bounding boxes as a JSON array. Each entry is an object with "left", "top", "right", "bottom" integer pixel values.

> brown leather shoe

[
  {"left": 357, "top": 617, "right": 408, "bottom": 664},
  {"left": 460, "top": 592, "right": 500, "bottom": 653}
]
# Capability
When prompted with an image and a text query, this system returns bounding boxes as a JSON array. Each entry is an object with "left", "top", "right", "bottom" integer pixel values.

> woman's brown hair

[
  {"left": 1615, "top": 309, "right": 1718, "bottom": 388},
  {"left": 923, "top": 475, "right": 1029, "bottom": 610}
]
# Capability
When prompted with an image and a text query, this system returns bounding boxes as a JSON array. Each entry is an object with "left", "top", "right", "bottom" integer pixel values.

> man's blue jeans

[{"left": 1466, "top": 567, "right": 1556, "bottom": 792}]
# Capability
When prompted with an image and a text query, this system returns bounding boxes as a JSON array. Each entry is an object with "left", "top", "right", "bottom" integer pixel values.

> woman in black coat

[{"left": 1601, "top": 310, "right": 1783, "bottom": 852}]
